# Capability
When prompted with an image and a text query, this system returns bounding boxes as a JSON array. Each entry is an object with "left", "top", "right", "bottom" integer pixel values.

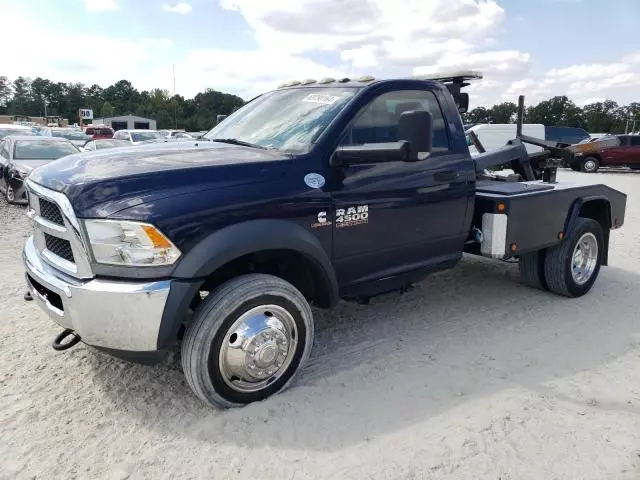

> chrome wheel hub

[
  {"left": 584, "top": 160, "right": 596, "bottom": 171},
  {"left": 219, "top": 304, "right": 298, "bottom": 393},
  {"left": 571, "top": 232, "right": 598, "bottom": 285}
]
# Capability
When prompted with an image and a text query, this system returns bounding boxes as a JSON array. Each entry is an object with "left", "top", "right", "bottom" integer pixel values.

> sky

[{"left": 2, "top": 0, "right": 639, "bottom": 107}]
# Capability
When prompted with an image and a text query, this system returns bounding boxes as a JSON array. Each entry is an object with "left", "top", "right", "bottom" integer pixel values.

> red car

[
  {"left": 84, "top": 125, "right": 114, "bottom": 140},
  {"left": 568, "top": 134, "right": 640, "bottom": 172}
]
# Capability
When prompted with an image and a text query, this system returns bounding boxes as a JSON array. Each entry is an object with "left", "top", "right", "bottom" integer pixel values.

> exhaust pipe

[{"left": 52, "top": 329, "right": 81, "bottom": 351}]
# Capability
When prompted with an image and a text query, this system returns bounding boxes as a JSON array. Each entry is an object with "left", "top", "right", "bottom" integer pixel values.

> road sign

[{"left": 79, "top": 109, "right": 93, "bottom": 120}]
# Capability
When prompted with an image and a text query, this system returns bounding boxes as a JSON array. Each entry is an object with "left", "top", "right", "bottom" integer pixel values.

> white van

[{"left": 466, "top": 123, "right": 545, "bottom": 156}]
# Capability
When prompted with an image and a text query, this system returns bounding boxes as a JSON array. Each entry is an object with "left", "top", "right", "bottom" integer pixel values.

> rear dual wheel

[
  {"left": 181, "top": 273, "right": 314, "bottom": 409},
  {"left": 519, "top": 217, "right": 603, "bottom": 297}
]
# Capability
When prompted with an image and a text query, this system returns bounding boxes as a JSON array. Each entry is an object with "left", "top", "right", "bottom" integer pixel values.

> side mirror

[
  {"left": 397, "top": 110, "right": 433, "bottom": 161},
  {"left": 458, "top": 93, "right": 469, "bottom": 114},
  {"left": 331, "top": 141, "right": 410, "bottom": 166}
]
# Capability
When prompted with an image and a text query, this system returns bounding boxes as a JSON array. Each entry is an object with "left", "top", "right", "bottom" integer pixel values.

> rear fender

[{"left": 564, "top": 196, "right": 611, "bottom": 266}]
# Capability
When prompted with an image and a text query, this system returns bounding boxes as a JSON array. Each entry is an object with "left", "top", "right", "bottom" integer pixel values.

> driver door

[{"left": 329, "top": 88, "right": 474, "bottom": 288}]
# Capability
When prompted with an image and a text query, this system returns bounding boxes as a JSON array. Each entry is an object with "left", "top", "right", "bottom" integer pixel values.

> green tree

[
  {"left": 8, "top": 76, "right": 32, "bottom": 115},
  {"left": 0, "top": 76, "right": 11, "bottom": 113},
  {"left": 489, "top": 102, "right": 518, "bottom": 123},
  {"left": 100, "top": 101, "right": 114, "bottom": 117},
  {"left": 526, "top": 96, "right": 584, "bottom": 127}
]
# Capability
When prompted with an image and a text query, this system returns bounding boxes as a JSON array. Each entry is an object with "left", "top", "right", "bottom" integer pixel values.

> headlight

[{"left": 84, "top": 219, "right": 181, "bottom": 266}]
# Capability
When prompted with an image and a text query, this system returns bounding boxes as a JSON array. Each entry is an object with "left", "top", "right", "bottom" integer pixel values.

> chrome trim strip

[
  {"left": 25, "top": 178, "right": 94, "bottom": 279},
  {"left": 24, "top": 236, "right": 171, "bottom": 351},
  {"left": 42, "top": 249, "right": 78, "bottom": 274}
]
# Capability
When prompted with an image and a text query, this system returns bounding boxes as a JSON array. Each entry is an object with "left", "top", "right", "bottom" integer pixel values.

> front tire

[
  {"left": 543, "top": 218, "right": 603, "bottom": 298},
  {"left": 5, "top": 185, "right": 17, "bottom": 205},
  {"left": 181, "top": 273, "right": 314, "bottom": 409},
  {"left": 581, "top": 157, "right": 599, "bottom": 173}
]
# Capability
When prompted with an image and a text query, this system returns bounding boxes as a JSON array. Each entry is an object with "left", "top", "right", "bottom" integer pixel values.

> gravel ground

[{"left": 1, "top": 169, "right": 640, "bottom": 480}]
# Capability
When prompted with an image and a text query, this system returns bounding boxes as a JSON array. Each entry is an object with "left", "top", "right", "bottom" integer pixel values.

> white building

[{"left": 89, "top": 114, "right": 157, "bottom": 131}]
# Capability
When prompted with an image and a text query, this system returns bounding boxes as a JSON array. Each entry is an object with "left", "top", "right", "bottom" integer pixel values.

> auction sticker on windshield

[{"left": 303, "top": 93, "right": 341, "bottom": 105}]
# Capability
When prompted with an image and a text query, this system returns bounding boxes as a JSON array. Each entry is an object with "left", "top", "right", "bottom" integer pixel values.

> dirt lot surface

[{"left": 1, "top": 170, "right": 640, "bottom": 480}]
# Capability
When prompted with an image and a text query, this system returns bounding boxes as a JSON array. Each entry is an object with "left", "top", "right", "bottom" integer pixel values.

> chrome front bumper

[{"left": 23, "top": 236, "right": 171, "bottom": 352}]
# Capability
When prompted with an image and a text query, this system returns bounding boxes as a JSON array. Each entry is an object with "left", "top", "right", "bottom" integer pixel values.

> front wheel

[
  {"left": 5, "top": 185, "right": 17, "bottom": 204},
  {"left": 543, "top": 217, "right": 604, "bottom": 297},
  {"left": 181, "top": 273, "right": 314, "bottom": 408},
  {"left": 581, "top": 157, "right": 599, "bottom": 173}
]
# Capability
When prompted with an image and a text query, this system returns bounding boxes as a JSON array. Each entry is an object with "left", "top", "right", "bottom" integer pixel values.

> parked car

[
  {"left": 0, "top": 136, "right": 79, "bottom": 204},
  {"left": 567, "top": 134, "right": 640, "bottom": 172},
  {"left": 82, "top": 138, "right": 131, "bottom": 151},
  {"left": 84, "top": 125, "right": 115, "bottom": 140},
  {"left": 0, "top": 124, "right": 34, "bottom": 140},
  {"left": 158, "top": 130, "right": 194, "bottom": 139},
  {"left": 112, "top": 129, "right": 163, "bottom": 145},
  {"left": 51, "top": 128, "right": 93, "bottom": 148}
]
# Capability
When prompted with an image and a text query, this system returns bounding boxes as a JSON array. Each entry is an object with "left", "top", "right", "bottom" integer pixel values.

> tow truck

[{"left": 22, "top": 71, "right": 626, "bottom": 408}]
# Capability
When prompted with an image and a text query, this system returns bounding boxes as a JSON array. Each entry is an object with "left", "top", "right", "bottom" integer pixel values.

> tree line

[
  {"left": 463, "top": 96, "right": 640, "bottom": 133},
  {"left": 0, "top": 75, "right": 246, "bottom": 132},
  {"left": 1, "top": 75, "right": 638, "bottom": 134}
]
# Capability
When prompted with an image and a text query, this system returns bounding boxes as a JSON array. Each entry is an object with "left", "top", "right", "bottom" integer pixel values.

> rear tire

[
  {"left": 5, "top": 185, "right": 19, "bottom": 205},
  {"left": 519, "top": 250, "right": 548, "bottom": 290},
  {"left": 543, "top": 217, "right": 603, "bottom": 298},
  {"left": 580, "top": 157, "right": 599, "bottom": 173},
  {"left": 181, "top": 273, "right": 314, "bottom": 409}
]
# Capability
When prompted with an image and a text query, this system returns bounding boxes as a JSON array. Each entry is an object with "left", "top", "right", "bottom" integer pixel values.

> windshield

[
  {"left": 131, "top": 131, "right": 161, "bottom": 142},
  {"left": 203, "top": 87, "right": 359, "bottom": 153},
  {"left": 52, "top": 130, "right": 92, "bottom": 141},
  {"left": 14, "top": 140, "right": 79, "bottom": 160},
  {"left": 0, "top": 128, "right": 34, "bottom": 140},
  {"left": 96, "top": 139, "right": 129, "bottom": 149}
]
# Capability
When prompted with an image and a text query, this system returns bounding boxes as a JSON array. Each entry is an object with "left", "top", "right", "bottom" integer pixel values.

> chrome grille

[
  {"left": 44, "top": 234, "right": 75, "bottom": 263},
  {"left": 39, "top": 198, "right": 64, "bottom": 226},
  {"left": 25, "top": 179, "right": 93, "bottom": 279}
]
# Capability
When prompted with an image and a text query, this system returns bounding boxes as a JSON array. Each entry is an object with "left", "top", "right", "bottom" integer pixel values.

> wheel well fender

[
  {"left": 564, "top": 196, "right": 611, "bottom": 265},
  {"left": 172, "top": 219, "right": 339, "bottom": 304},
  {"left": 157, "top": 220, "right": 339, "bottom": 350}
]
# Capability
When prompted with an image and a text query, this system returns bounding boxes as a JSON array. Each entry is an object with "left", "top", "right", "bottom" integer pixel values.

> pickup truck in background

[
  {"left": 567, "top": 134, "right": 640, "bottom": 172},
  {"left": 22, "top": 71, "right": 627, "bottom": 409}
]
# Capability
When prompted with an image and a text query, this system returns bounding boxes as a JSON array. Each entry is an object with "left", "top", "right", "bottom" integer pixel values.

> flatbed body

[{"left": 469, "top": 180, "right": 626, "bottom": 259}]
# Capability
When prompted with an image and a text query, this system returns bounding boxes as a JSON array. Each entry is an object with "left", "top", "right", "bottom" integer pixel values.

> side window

[
  {"left": 341, "top": 89, "right": 450, "bottom": 151},
  {"left": 629, "top": 136, "right": 640, "bottom": 146}
]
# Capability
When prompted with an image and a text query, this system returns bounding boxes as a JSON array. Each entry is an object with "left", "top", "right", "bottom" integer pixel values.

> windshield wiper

[{"left": 209, "top": 138, "right": 268, "bottom": 150}]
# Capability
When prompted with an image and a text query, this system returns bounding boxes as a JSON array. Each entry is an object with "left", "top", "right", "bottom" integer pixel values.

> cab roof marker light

[
  {"left": 317, "top": 77, "right": 336, "bottom": 84},
  {"left": 337, "top": 77, "right": 351, "bottom": 83},
  {"left": 357, "top": 75, "right": 375, "bottom": 82},
  {"left": 278, "top": 80, "right": 301, "bottom": 88},
  {"left": 300, "top": 79, "right": 317, "bottom": 85}
]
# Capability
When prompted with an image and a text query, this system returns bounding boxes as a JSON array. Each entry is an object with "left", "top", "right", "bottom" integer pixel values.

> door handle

[{"left": 434, "top": 170, "right": 459, "bottom": 182}]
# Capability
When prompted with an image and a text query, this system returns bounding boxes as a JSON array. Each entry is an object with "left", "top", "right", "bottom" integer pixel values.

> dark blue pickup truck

[{"left": 22, "top": 72, "right": 627, "bottom": 408}]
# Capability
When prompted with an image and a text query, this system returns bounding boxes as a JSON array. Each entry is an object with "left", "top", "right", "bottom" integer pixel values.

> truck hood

[{"left": 28, "top": 140, "right": 292, "bottom": 217}]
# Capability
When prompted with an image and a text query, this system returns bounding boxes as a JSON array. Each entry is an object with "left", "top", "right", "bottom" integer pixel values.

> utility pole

[{"left": 173, "top": 64, "right": 177, "bottom": 129}]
